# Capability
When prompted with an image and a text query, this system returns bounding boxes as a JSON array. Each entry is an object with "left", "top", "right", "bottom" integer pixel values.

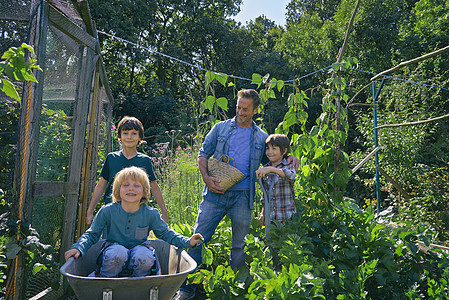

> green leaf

[
  {"left": 21, "top": 43, "right": 35, "bottom": 54},
  {"left": 5, "top": 242, "right": 21, "bottom": 259},
  {"left": 216, "top": 73, "right": 227, "bottom": 87},
  {"left": 216, "top": 97, "right": 228, "bottom": 111},
  {"left": 4, "top": 65, "right": 15, "bottom": 80},
  {"left": 283, "top": 110, "right": 299, "bottom": 129},
  {"left": 32, "top": 263, "right": 47, "bottom": 275},
  {"left": 19, "top": 69, "right": 38, "bottom": 82},
  {"left": 205, "top": 71, "right": 215, "bottom": 89},
  {"left": 302, "top": 164, "right": 311, "bottom": 177},
  {"left": 0, "top": 79, "right": 20, "bottom": 102},
  {"left": 334, "top": 171, "right": 349, "bottom": 188},
  {"left": 331, "top": 63, "right": 341, "bottom": 72},
  {"left": 251, "top": 73, "right": 262, "bottom": 88},
  {"left": 202, "top": 244, "right": 213, "bottom": 266},
  {"left": 204, "top": 95, "right": 215, "bottom": 113},
  {"left": 313, "top": 147, "right": 325, "bottom": 159},
  {"left": 1, "top": 47, "right": 16, "bottom": 59},
  {"left": 277, "top": 80, "right": 284, "bottom": 92},
  {"left": 298, "top": 111, "right": 308, "bottom": 124},
  {"left": 294, "top": 92, "right": 304, "bottom": 105},
  {"left": 260, "top": 89, "right": 270, "bottom": 102}
]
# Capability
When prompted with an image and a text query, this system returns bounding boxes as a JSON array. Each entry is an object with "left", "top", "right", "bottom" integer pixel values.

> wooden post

[
  {"left": 77, "top": 61, "right": 101, "bottom": 238},
  {"left": 88, "top": 86, "right": 104, "bottom": 205},
  {"left": 60, "top": 44, "right": 96, "bottom": 262},
  {"left": 106, "top": 97, "right": 113, "bottom": 152},
  {"left": 7, "top": 1, "right": 48, "bottom": 299},
  {"left": 375, "top": 165, "right": 411, "bottom": 200}
]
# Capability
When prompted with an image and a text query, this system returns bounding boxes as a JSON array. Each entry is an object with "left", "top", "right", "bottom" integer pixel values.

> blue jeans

[
  {"left": 180, "top": 190, "right": 252, "bottom": 295},
  {"left": 98, "top": 241, "right": 158, "bottom": 277}
]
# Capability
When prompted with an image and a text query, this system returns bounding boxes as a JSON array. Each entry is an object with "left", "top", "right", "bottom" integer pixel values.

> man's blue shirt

[{"left": 198, "top": 117, "right": 268, "bottom": 209}]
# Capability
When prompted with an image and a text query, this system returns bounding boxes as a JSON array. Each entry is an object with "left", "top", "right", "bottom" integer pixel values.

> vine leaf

[
  {"left": 204, "top": 95, "right": 215, "bottom": 113},
  {"left": 251, "top": 73, "right": 262, "bottom": 88},
  {"left": 5, "top": 241, "right": 21, "bottom": 259},
  {"left": 202, "top": 243, "right": 213, "bottom": 266},
  {"left": 0, "top": 79, "right": 19, "bottom": 102},
  {"left": 216, "top": 97, "right": 228, "bottom": 111}
]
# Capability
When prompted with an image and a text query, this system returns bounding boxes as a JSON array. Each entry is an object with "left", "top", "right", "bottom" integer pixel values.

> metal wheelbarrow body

[{"left": 60, "top": 239, "right": 196, "bottom": 300}]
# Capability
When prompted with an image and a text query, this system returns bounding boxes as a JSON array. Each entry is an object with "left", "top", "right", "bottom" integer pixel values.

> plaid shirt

[{"left": 260, "top": 158, "right": 296, "bottom": 221}]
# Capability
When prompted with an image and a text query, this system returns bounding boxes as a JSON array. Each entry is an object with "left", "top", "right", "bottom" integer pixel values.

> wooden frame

[{"left": 7, "top": 0, "right": 114, "bottom": 298}]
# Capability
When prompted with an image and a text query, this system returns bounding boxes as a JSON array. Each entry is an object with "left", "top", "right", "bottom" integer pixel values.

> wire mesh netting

[
  {"left": 26, "top": 23, "right": 79, "bottom": 299},
  {"left": 0, "top": 0, "right": 32, "bottom": 195},
  {"left": 0, "top": 0, "right": 31, "bottom": 22},
  {"left": 1, "top": 0, "right": 111, "bottom": 299}
]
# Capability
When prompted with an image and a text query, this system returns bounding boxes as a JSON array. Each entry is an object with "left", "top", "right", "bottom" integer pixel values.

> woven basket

[{"left": 207, "top": 155, "right": 244, "bottom": 192}]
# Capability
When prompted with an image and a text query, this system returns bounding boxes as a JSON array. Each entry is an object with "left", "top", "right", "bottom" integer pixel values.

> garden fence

[{"left": 0, "top": 0, "right": 114, "bottom": 299}]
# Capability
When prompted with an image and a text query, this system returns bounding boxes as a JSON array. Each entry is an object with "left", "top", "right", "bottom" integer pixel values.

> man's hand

[
  {"left": 204, "top": 175, "right": 225, "bottom": 194},
  {"left": 287, "top": 155, "right": 300, "bottom": 171},
  {"left": 65, "top": 248, "right": 81, "bottom": 261},
  {"left": 198, "top": 156, "right": 225, "bottom": 194}
]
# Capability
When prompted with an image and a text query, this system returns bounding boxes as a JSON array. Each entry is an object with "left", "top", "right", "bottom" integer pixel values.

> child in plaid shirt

[{"left": 256, "top": 134, "right": 296, "bottom": 226}]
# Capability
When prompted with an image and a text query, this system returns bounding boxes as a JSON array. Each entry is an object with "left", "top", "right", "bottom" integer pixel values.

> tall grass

[{"left": 144, "top": 133, "right": 204, "bottom": 226}]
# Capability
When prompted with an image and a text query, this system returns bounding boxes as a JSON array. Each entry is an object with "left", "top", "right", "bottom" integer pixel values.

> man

[{"left": 174, "top": 89, "right": 298, "bottom": 300}]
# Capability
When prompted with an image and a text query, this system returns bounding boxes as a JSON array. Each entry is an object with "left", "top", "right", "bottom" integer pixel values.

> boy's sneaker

[{"left": 172, "top": 291, "right": 195, "bottom": 300}]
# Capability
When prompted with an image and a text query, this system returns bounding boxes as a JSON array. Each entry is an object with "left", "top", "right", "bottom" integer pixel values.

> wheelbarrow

[{"left": 60, "top": 239, "right": 197, "bottom": 300}]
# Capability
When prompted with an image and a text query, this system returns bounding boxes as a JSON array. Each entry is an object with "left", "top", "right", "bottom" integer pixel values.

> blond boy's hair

[{"left": 112, "top": 166, "right": 151, "bottom": 204}]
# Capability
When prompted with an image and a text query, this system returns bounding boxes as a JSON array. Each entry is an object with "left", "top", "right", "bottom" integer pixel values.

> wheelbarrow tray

[{"left": 60, "top": 239, "right": 196, "bottom": 300}]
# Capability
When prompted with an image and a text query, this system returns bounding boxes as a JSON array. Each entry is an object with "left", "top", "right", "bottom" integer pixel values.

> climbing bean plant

[
  {"left": 191, "top": 58, "right": 449, "bottom": 299},
  {"left": 275, "top": 58, "right": 355, "bottom": 210}
]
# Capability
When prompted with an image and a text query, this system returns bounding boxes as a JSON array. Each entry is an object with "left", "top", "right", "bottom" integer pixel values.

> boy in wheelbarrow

[
  {"left": 65, "top": 166, "right": 203, "bottom": 277},
  {"left": 256, "top": 134, "right": 296, "bottom": 229}
]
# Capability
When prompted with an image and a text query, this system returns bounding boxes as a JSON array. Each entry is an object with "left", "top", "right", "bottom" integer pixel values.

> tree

[{"left": 89, "top": 0, "right": 251, "bottom": 141}]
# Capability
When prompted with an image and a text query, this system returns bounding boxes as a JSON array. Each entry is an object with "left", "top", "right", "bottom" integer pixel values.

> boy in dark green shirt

[{"left": 86, "top": 116, "right": 168, "bottom": 225}]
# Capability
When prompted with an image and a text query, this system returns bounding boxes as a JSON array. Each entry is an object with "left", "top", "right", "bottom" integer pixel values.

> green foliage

[
  {"left": 0, "top": 191, "right": 59, "bottom": 296},
  {"left": 274, "top": 58, "right": 356, "bottom": 208},
  {"left": 201, "top": 71, "right": 229, "bottom": 129},
  {"left": 193, "top": 198, "right": 449, "bottom": 299},
  {"left": 0, "top": 99, "right": 19, "bottom": 194},
  {"left": 393, "top": 167, "right": 449, "bottom": 240},
  {"left": 0, "top": 43, "right": 41, "bottom": 102},
  {"left": 36, "top": 107, "right": 71, "bottom": 181},
  {"left": 0, "top": 44, "right": 40, "bottom": 197},
  {"left": 143, "top": 132, "right": 203, "bottom": 225}
]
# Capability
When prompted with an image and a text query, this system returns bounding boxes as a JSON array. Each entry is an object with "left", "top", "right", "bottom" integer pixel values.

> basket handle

[{"left": 218, "top": 154, "right": 235, "bottom": 167}]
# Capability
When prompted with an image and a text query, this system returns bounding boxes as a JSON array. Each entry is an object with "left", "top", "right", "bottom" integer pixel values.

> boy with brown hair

[
  {"left": 256, "top": 134, "right": 296, "bottom": 225},
  {"left": 86, "top": 116, "right": 168, "bottom": 225}
]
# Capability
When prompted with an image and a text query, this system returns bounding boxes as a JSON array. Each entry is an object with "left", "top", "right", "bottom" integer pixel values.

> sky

[{"left": 233, "top": 0, "right": 290, "bottom": 26}]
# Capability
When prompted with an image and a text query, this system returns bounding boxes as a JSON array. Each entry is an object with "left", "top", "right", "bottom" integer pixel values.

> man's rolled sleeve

[{"left": 198, "top": 123, "right": 220, "bottom": 159}]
